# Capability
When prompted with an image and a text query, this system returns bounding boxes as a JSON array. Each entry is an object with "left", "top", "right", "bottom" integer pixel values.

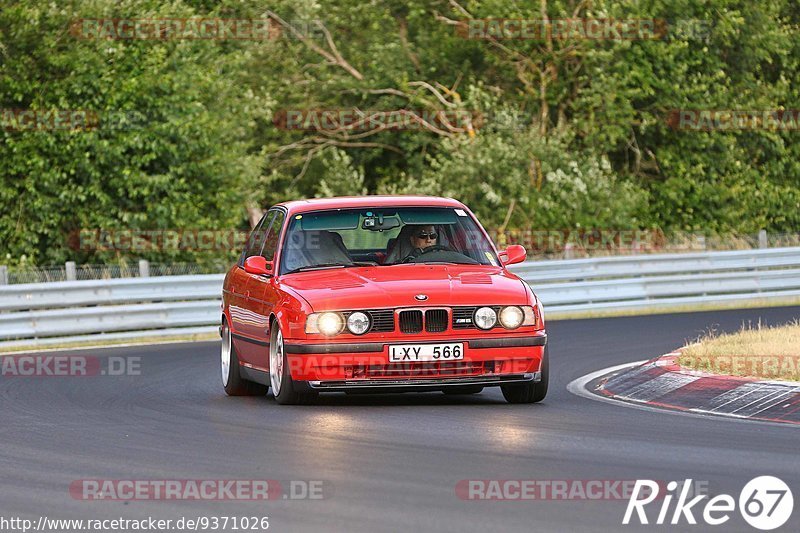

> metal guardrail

[
  {"left": 508, "top": 247, "right": 800, "bottom": 281},
  {"left": 0, "top": 275, "right": 223, "bottom": 311},
  {"left": 0, "top": 301, "right": 220, "bottom": 339},
  {"left": 527, "top": 269, "right": 800, "bottom": 305},
  {"left": 1, "top": 247, "right": 800, "bottom": 348}
]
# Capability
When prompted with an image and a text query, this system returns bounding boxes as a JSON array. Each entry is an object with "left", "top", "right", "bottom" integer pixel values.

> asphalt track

[{"left": 2, "top": 306, "right": 799, "bottom": 532}]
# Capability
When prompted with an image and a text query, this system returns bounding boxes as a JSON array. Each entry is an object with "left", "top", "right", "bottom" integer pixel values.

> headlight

[
  {"left": 306, "top": 312, "right": 345, "bottom": 336},
  {"left": 474, "top": 307, "right": 497, "bottom": 330},
  {"left": 318, "top": 312, "right": 344, "bottom": 335},
  {"left": 347, "top": 311, "right": 371, "bottom": 335},
  {"left": 499, "top": 306, "right": 524, "bottom": 329}
]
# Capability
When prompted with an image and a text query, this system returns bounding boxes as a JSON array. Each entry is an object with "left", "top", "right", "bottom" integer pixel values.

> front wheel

[
  {"left": 501, "top": 345, "right": 549, "bottom": 404},
  {"left": 221, "top": 320, "right": 268, "bottom": 396},
  {"left": 270, "top": 324, "right": 318, "bottom": 405}
]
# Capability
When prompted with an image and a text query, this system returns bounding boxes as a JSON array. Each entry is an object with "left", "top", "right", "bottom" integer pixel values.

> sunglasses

[{"left": 416, "top": 232, "right": 438, "bottom": 240}]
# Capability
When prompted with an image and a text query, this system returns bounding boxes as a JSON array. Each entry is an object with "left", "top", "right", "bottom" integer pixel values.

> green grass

[{"left": 678, "top": 320, "right": 800, "bottom": 382}]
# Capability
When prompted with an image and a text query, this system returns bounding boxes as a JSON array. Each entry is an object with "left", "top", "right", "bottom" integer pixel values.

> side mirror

[
  {"left": 500, "top": 244, "right": 527, "bottom": 266},
  {"left": 244, "top": 256, "right": 273, "bottom": 276}
]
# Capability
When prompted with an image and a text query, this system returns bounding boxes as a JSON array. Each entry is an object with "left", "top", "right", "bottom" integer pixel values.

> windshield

[{"left": 279, "top": 207, "right": 500, "bottom": 274}]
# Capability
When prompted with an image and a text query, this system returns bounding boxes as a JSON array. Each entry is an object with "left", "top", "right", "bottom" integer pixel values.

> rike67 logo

[{"left": 624, "top": 476, "right": 793, "bottom": 530}]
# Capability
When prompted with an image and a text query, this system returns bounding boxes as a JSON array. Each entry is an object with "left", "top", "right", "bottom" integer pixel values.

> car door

[
  {"left": 230, "top": 211, "right": 274, "bottom": 363},
  {"left": 241, "top": 209, "right": 286, "bottom": 369}
]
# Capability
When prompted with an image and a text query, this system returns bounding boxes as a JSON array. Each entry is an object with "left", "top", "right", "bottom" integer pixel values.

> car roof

[{"left": 274, "top": 195, "right": 468, "bottom": 215}]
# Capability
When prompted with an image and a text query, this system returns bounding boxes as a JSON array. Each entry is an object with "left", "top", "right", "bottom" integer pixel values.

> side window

[
  {"left": 259, "top": 210, "right": 286, "bottom": 261},
  {"left": 239, "top": 211, "right": 275, "bottom": 266}
]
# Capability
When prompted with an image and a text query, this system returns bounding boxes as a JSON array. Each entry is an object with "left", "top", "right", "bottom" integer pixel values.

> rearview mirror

[
  {"left": 500, "top": 244, "right": 527, "bottom": 266},
  {"left": 362, "top": 215, "right": 400, "bottom": 231},
  {"left": 244, "top": 256, "right": 273, "bottom": 276}
]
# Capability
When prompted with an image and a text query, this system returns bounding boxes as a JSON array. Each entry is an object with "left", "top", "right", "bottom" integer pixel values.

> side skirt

[{"left": 240, "top": 365, "right": 270, "bottom": 386}]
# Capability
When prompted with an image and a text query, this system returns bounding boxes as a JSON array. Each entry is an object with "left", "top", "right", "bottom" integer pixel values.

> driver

[
  {"left": 411, "top": 225, "right": 438, "bottom": 251},
  {"left": 402, "top": 224, "right": 439, "bottom": 262}
]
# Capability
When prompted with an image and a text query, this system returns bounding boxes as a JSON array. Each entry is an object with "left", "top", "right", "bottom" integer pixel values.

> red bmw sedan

[{"left": 220, "top": 196, "right": 548, "bottom": 404}]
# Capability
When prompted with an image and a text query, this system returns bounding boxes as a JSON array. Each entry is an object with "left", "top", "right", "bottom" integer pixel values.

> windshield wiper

[
  {"left": 286, "top": 263, "right": 349, "bottom": 274},
  {"left": 285, "top": 261, "right": 377, "bottom": 274}
]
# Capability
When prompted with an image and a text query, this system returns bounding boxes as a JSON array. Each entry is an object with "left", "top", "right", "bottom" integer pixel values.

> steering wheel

[
  {"left": 402, "top": 245, "right": 453, "bottom": 263},
  {"left": 417, "top": 245, "right": 452, "bottom": 255}
]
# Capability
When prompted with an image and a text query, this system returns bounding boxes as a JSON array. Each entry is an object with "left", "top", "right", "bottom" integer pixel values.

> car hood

[{"left": 279, "top": 264, "right": 529, "bottom": 311}]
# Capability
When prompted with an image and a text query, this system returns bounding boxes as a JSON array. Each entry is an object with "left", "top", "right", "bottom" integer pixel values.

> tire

[
  {"left": 221, "top": 320, "right": 268, "bottom": 396},
  {"left": 501, "top": 345, "right": 549, "bottom": 404},
  {"left": 269, "top": 323, "right": 318, "bottom": 405},
  {"left": 442, "top": 386, "right": 484, "bottom": 395}
]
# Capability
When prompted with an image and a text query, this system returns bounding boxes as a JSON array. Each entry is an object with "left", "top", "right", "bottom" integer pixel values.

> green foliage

[
  {"left": 1, "top": 0, "right": 798, "bottom": 265},
  {"left": 0, "top": 0, "right": 268, "bottom": 264},
  {"left": 246, "top": 0, "right": 799, "bottom": 237}
]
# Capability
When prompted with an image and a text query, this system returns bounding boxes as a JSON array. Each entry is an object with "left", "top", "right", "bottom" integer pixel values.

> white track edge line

[{"left": 0, "top": 338, "right": 220, "bottom": 356}]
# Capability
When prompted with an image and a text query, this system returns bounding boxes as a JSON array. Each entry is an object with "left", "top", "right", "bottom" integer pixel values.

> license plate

[{"left": 389, "top": 343, "right": 464, "bottom": 362}]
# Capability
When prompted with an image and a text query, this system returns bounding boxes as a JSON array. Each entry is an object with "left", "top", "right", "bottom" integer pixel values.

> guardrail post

[
  {"left": 65, "top": 261, "right": 77, "bottom": 281},
  {"left": 0, "top": 265, "right": 7, "bottom": 285},
  {"left": 138, "top": 259, "right": 150, "bottom": 277},
  {"left": 758, "top": 230, "right": 768, "bottom": 249},
  {"left": 696, "top": 235, "right": 706, "bottom": 250}
]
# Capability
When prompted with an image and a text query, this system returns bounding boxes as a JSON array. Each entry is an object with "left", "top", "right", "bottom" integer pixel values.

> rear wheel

[
  {"left": 221, "top": 320, "right": 268, "bottom": 396},
  {"left": 270, "top": 324, "right": 318, "bottom": 405},
  {"left": 442, "top": 386, "right": 484, "bottom": 395},
  {"left": 501, "top": 345, "right": 549, "bottom": 404}
]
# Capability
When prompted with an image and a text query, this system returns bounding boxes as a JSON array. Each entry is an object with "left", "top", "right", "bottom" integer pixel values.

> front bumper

[
  {"left": 306, "top": 372, "right": 540, "bottom": 392},
  {"left": 283, "top": 334, "right": 546, "bottom": 387}
]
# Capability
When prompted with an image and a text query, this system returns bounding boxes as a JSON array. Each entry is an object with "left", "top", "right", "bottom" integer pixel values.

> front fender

[{"left": 271, "top": 285, "right": 314, "bottom": 340}]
